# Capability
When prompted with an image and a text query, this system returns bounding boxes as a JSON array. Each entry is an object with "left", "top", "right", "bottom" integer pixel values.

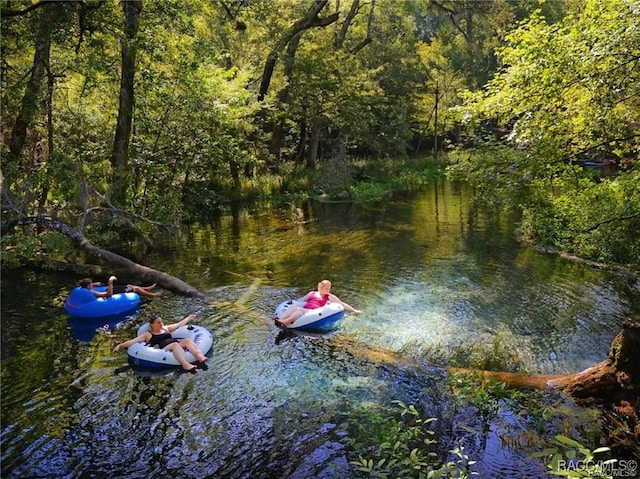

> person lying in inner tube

[
  {"left": 274, "top": 279, "right": 361, "bottom": 327},
  {"left": 79, "top": 276, "right": 163, "bottom": 298},
  {"left": 112, "top": 313, "right": 208, "bottom": 374}
]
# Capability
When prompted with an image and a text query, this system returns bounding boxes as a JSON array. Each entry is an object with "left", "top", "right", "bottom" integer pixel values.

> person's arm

[
  {"left": 297, "top": 291, "right": 313, "bottom": 302},
  {"left": 328, "top": 293, "right": 362, "bottom": 313},
  {"left": 106, "top": 276, "right": 116, "bottom": 297},
  {"left": 113, "top": 332, "right": 151, "bottom": 353},
  {"left": 93, "top": 276, "right": 117, "bottom": 298},
  {"left": 166, "top": 314, "right": 197, "bottom": 333}
]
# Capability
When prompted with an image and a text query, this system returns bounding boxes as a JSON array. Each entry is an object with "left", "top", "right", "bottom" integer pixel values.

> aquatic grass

[
  {"left": 532, "top": 435, "right": 614, "bottom": 478},
  {"left": 177, "top": 155, "right": 450, "bottom": 217},
  {"left": 445, "top": 328, "right": 527, "bottom": 373},
  {"left": 447, "top": 372, "right": 531, "bottom": 421},
  {"left": 350, "top": 159, "right": 448, "bottom": 204},
  {"left": 341, "top": 401, "right": 476, "bottom": 478}
]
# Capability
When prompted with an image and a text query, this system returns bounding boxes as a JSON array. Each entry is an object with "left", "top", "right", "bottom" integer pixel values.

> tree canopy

[
  {"left": 452, "top": 0, "right": 639, "bottom": 266},
  {"left": 1, "top": 0, "right": 638, "bottom": 268}
]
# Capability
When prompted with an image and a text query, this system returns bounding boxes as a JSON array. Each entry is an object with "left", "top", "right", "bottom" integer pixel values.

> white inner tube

[{"left": 127, "top": 323, "right": 213, "bottom": 368}]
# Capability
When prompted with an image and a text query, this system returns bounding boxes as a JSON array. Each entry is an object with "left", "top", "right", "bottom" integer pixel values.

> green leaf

[{"left": 555, "top": 435, "right": 582, "bottom": 448}]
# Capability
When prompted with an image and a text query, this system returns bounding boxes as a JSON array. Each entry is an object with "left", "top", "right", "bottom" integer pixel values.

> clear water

[{"left": 2, "top": 181, "right": 638, "bottom": 478}]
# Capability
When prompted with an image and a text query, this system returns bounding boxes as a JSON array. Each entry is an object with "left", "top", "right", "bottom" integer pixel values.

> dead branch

[
  {"left": 582, "top": 211, "right": 640, "bottom": 233},
  {"left": 2, "top": 216, "right": 206, "bottom": 299}
]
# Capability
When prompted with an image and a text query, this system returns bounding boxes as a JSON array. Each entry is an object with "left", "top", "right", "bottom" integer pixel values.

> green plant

[
  {"left": 342, "top": 401, "right": 476, "bottom": 478},
  {"left": 0, "top": 230, "right": 72, "bottom": 268},
  {"left": 532, "top": 435, "right": 615, "bottom": 478},
  {"left": 447, "top": 372, "right": 529, "bottom": 420}
]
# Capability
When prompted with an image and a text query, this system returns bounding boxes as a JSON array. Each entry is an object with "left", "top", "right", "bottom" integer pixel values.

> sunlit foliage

[
  {"left": 454, "top": 0, "right": 640, "bottom": 266},
  {"left": 2, "top": 0, "right": 638, "bottom": 266}
]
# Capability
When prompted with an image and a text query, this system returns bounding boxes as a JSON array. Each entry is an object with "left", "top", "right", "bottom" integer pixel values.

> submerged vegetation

[
  {"left": 340, "top": 377, "right": 613, "bottom": 479},
  {"left": 341, "top": 400, "right": 476, "bottom": 478}
]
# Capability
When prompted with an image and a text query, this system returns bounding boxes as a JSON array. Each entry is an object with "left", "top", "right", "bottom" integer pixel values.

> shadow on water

[{"left": 2, "top": 182, "right": 638, "bottom": 478}]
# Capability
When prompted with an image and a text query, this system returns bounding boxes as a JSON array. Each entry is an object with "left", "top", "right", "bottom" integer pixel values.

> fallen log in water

[
  {"left": 2, "top": 216, "right": 206, "bottom": 299},
  {"left": 453, "top": 319, "right": 640, "bottom": 454},
  {"left": 318, "top": 322, "right": 639, "bottom": 453},
  {"left": 451, "top": 319, "right": 639, "bottom": 397},
  {"left": 547, "top": 319, "right": 639, "bottom": 398}
]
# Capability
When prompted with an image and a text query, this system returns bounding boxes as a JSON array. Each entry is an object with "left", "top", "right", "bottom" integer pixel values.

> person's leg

[
  {"left": 277, "top": 306, "right": 301, "bottom": 321},
  {"left": 277, "top": 307, "right": 307, "bottom": 326},
  {"left": 179, "top": 338, "right": 207, "bottom": 363},
  {"left": 128, "top": 285, "right": 163, "bottom": 297},
  {"left": 165, "top": 343, "right": 197, "bottom": 372}
]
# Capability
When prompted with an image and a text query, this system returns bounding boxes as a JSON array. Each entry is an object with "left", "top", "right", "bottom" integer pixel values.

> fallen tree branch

[
  {"left": 2, "top": 216, "right": 206, "bottom": 299},
  {"left": 453, "top": 319, "right": 640, "bottom": 455}
]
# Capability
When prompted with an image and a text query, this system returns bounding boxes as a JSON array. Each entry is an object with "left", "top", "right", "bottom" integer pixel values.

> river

[{"left": 2, "top": 180, "right": 638, "bottom": 478}]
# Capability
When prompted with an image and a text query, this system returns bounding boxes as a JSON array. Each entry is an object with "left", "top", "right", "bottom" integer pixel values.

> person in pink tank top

[{"left": 275, "top": 280, "right": 361, "bottom": 327}]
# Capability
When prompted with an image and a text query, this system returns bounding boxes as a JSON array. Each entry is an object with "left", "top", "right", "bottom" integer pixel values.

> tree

[
  {"left": 257, "top": 0, "right": 339, "bottom": 102},
  {"left": 109, "top": 0, "right": 143, "bottom": 206},
  {"left": 414, "top": 38, "right": 466, "bottom": 155},
  {"left": 456, "top": 0, "right": 640, "bottom": 266},
  {"left": 2, "top": 2, "right": 64, "bottom": 212},
  {"left": 477, "top": 0, "right": 639, "bottom": 165}
]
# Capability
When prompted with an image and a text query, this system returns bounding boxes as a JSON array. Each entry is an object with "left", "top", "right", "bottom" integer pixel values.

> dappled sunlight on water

[{"left": 2, "top": 183, "right": 638, "bottom": 478}]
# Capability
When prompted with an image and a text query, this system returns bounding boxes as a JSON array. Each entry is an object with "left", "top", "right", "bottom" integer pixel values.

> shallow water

[{"left": 2, "top": 181, "right": 638, "bottom": 478}]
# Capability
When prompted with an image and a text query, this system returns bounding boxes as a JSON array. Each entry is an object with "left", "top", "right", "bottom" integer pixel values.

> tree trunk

[
  {"left": 452, "top": 320, "right": 640, "bottom": 400},
  {"left": 6, "top": 3, "right": 56, "bottom": 175},
  {"left": 307, "top": 119, "right": 322, "bottom": 169},
  {"left": 349, "top": 0, "right": 375, "bottom": 54},
  {"left": 2, "top": 216, "right": 206, "bottom": 299},
  {"left": 547, "top": 319, "right": 640, "bottom": 398},
  {"left": 454, "top": 319, "right": 640, "bottom": 454},
  {"left": 38, "top": 63, "right": 56, "bottom": 216},
  {"left": 269, "top": 32, "right": 302, "bottom": 166},
  {"left": 258, "top": 0, "right": 339, "bottom": 101},
  {"left": 334, "top": 0, "right": 359, "bottom": 50},
  {"left": 284, "top": 317, "right": 639, "bottom": 455},
  {"left": 434, "top": 82, "right": 439, "bottom": 160},
  {"left": 110, "top": 0, "right": 142, "bottom": 206},
  {"left": 295, "top": 105, "right": 308, "bottom": 164}
]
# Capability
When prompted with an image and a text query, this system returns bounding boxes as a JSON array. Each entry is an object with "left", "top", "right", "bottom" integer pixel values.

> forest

[
  {"left": 1, "top": 0, "right": 639, "bottom": 270},
  {"left": 2, "top": 1, "right": 640, "bottom": 476}
]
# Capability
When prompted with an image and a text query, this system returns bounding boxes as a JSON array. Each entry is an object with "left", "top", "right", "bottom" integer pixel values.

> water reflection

[
  {"left": 67, "top": 310, "right": 140, "bottom": 342},
  {"left": 1, "top": 181, "right": 638, "bottom": 478}
]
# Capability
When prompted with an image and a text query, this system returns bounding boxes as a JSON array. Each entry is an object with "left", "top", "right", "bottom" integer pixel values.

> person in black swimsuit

[
  {"left": 112, "top": 313, "right": 208, "bottom": 373},
  {"left": 80, "top": 276, "right": 163, "bottom": 298}
]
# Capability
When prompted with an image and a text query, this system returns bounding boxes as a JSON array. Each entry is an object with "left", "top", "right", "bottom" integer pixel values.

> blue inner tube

[{"left": 64, "top": 286, "right": 141, "bottom": 319}]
